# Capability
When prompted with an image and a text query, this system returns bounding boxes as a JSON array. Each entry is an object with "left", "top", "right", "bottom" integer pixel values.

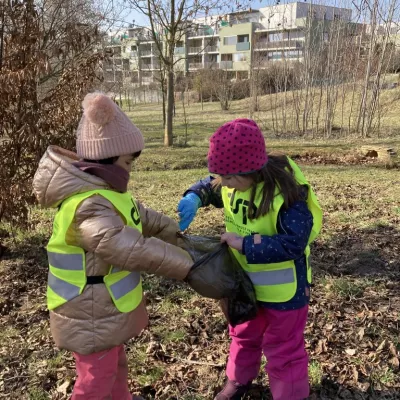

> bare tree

[
  {"left": 126, "top": 0, "right": 249, "bottom": 146},
  {"left": 0, "top": 0, "right": 105, "bottom": 231}
]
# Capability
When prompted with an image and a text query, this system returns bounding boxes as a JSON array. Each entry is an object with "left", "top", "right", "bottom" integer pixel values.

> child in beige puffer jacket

[{"left": 33, "top": 92, "right": 193, "bottom": 399}]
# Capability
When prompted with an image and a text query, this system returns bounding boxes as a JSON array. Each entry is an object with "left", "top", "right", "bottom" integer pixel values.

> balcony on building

[
  {"left": 140, "top": 49, "right": 152, "bottom": 57},
  {"left": 204, "top": 61, "right": 219, "bottom": 69},
  {"left": 254, "top": 30, "right": 305, "bottom": 51},
  {"left": 127, "top": 27, "right": 154, "bottom": 41},
  {"left": 254, "top": 40, "right": 303, "bottom": 51},
  {"left": 220, "top": 60, "right": 233, "bottom": 69},
  {"left": 130, "top": 45, "right": 138, "bottom": 58},
  {"left": 236, "top": 42, "right": 250, "bottom": 51},
  {"left": 236, "top": 34, "right": 250, "bottom": 51},
  {"left": 189, "top": 62, "right": 204, "bottom": 70},
  {"left": 142, "top": 62, "right": 161, "bottom": 70},
  {"left": 141, "top": 76, "right": 153, "bottom": 84},
  {"left": 187, "top": 38, "right": 202, "bottom": 54},
  {"left": 174, "top": 40, "right": 185, "bottom": 55},
  {"left": 175, "top": 46, "right": 185, "bottom": 54},
  {"left": 188, "top": 53, "right": 203, "bottom": 69},
  {"left": 188, "top": 25, "right": 216, "bottom": 38},
  {"left": 188, "top": 46, "right": 202, "bottom": 54},
  {"left": 205, "top": 45, "right": 219, "bottom": 53}
]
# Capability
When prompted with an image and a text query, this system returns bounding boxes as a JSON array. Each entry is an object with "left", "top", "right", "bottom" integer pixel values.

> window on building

[
  {"left": 131, "top": 45, "right": 137, "bottom": 51},
  {"left": 221, "top": 53, "right": 233, "bottom": 61},
  {"left": 268, "top": 51, "right": 282, "bottom": 60},
  {"left": 237, "top": 34, "right": 249, "bottom": 43},
  {"left": 289, "top": 31, "right": 305, "bottom": 40},
  {"left": 269, "top": 32, "right": 287, "bottom": 42},
  {"left": 122, "top": 47, "right": 126, "bottom": 52},
  {"left": 233, "top": 52, "right": 247, "bottom": 62},
  {"left": 223, "top": 36, "right": 237, "bottom": 45},
  {"left": 283, "top": 50, "right": 300, "bottom": 59}
]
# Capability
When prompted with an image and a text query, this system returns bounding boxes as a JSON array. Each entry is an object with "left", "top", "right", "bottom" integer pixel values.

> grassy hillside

[{"left": 0, "top": 97, "right": 399, "bottom": 399}]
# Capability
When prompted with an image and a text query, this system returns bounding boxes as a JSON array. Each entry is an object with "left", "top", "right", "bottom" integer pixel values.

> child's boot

[{"left": 214, "top": 379, "right": 251, "bottom": 400}]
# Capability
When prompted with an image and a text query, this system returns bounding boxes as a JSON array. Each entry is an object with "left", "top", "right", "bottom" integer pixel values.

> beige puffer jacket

[{"left": 33, "top": 146, "right": 192, "bottom": 355}]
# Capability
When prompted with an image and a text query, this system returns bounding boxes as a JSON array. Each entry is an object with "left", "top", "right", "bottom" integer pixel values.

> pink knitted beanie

[
  {"left": 76, "top": 92, "right": 144, "bottom": 160},
  {"left": 208, "top": 119, "right": 267, "bottom": 175}
]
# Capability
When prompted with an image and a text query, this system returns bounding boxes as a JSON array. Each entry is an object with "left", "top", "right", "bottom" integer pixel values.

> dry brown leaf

[
  {"left": 352, "top": 366, "right": 359, "bottom": 383},
  {"left": 345, "top": 348, "right": 356, "bottom": 356},
  {"left": 389, "top": 357, "right": 399, "bottom": 369},
  {"left": 57, "top": 380, "right": 70, "bottom": 394},
  {"left": 376, "top": 339, "right": 387, "bottom": 352}
]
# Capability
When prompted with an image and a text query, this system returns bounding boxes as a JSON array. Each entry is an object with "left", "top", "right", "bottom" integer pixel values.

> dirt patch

[
  {"left": 291, "top": 152, "right": 399, "bottom": 168},
  {"left": 313, "top": 225, "right": 400, "bottom": 279}
]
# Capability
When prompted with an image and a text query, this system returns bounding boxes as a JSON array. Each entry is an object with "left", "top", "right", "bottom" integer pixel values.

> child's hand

[{"left": 221, "top": 232, "right": 244, "bottom": 252}]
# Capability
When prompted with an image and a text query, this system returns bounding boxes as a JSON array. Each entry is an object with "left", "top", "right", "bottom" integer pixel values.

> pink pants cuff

[
  {"left": 72, "top": 344, "right": 131, "bottom": 400},
  {"left": 226, "top": 306, "right": 309, "bottom": 400}
]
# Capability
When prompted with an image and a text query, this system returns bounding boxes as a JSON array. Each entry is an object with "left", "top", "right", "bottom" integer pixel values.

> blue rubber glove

[{"left": 177, "top": 193, "right": 202, "bottom": 231}]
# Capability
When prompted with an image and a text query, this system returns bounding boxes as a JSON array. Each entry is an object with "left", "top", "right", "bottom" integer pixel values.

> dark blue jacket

[{"left": 184, "top": 177, "right": 314, "bottom": 311}]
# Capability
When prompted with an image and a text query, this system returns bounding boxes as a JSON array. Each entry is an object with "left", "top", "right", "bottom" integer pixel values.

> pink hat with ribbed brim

[{"left": 76, "top": 92, "right": 144, "bottom": 160}]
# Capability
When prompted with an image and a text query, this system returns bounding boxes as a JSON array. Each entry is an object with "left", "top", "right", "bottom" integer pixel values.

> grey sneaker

[{"left": 214, "top": 379, "right": 251, "bottom": 400}]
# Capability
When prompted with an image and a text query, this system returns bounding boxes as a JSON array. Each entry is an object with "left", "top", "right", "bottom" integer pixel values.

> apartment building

[
  {"left": 103, "top": 1, "right": 353, "bottom": 87},
  {"left": 103, "top": 27, "right": 164, "bottom": 90}
]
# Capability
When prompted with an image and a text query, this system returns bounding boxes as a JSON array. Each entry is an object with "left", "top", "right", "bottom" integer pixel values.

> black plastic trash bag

[{"left": 178, "top": 233, "right": 258, "bottom": 327}]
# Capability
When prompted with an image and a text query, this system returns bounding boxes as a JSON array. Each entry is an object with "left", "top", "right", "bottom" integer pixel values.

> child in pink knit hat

[
  {"left": 178, "top": 119, "right": 323, "bottom": 400},
  {"left": 33, "top": 92, "right": 193, "bottom": 399}
]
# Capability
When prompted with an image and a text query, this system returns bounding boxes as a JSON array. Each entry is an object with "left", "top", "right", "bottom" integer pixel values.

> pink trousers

[
  {"left": 226, "top": 306, "right": 309, "bottom": 400},
  {"left": 72, "top": 344, "right": 131, "bottom": 400}
]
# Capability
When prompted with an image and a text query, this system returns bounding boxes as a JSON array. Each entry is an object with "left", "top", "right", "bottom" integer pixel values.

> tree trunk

[
  {"left": 164, "top": 68, "right": 174, "bottom": 146},
  {"left": 162, "top": 86, "right": 166, "bottom": 128}
]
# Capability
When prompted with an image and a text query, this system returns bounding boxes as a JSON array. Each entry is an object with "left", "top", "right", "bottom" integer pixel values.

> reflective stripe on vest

[
  {"left": 109, "top": 271, "right": 141, "bottom": 300},
  {"left": 246, "top": 268, "right": 295, "bottom": 286},
  {"left": 48, "top": 270, "right": 81, "bottom": 300},
  {"left": 48, "top": 252, "right": 83, "bottom": 271},
  {"left": 46, "top": 189, "right": 143, "bottom": 313},
  {"left": 222, "top": 158, "right": 322, "bottom": 303}
]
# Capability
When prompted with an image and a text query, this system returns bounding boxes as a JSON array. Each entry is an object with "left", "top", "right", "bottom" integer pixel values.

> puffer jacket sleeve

[
  {"left": 74, "top": 195, "right": 192, "bottom": 280},
  {"left": 137, "top": 201, "right": 179, "bottom": 245}
]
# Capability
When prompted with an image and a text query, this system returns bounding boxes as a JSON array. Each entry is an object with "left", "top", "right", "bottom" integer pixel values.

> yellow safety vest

[
  {"left": 46, "top": 189, "right": 143, "bottom": 313},
  {"left": 222, "top": 159, "right": 322, "bottom": 303}
]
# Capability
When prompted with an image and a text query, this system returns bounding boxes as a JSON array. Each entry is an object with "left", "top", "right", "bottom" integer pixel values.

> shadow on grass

[
  {"left": 312, "top": 225, "right": 399, "bottom": 280},
  {"left": 238, "top": 378, "right": 400, "bottom": 400},
  {"left": 0, "top": 232, "right": 48, "bottom": 318}
]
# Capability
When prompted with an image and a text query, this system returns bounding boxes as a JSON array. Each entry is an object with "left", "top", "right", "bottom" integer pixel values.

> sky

[{"left": 109, "top": 0, "right": 399, "bottom": 33}]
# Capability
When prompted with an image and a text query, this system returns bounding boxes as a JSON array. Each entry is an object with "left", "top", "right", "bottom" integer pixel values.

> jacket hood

[{"left": 32, "top": 146, "right": 109, "bottom": 208}]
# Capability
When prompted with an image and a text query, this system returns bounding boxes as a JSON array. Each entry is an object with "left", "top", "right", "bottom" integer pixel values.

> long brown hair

[{"left": 214, "top": 154, "right": 303, "bottom": 221}]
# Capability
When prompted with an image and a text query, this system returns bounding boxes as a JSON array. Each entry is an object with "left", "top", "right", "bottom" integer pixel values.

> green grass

[
  {"left": 124, "top": 90, "right": 400, "bottom": 148},
  {"left": 130, "top": 164, "right": 399, "bottom": 240},
  {"left": 136, "top": 365, "right": 165, "bottom": 386},
  {"left": 309, "top": 361, "right": 323, "bottom": 387},
  {"left": 371, "top": 368, "right": 397, "bottom": 386},
  {"left": 330, "top": 278, "right": 370, "bottom": 299},
  {"left": 29, "top": 388, "right": 49, "bottom": 400}
]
